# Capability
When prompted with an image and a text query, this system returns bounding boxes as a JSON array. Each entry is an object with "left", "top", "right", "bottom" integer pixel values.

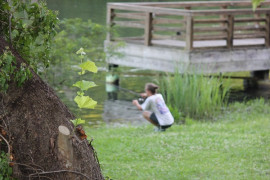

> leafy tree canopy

[{"left": 0, "top": 0, "right": 58, "bottom": 92}]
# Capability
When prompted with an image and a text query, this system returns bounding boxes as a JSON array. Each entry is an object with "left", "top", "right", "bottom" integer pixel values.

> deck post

[
  {"left": 254, "top": 5, "right": 261, "bottom": 26},
  {"left": 145, "top": 12, "right": 153, "bottom": 46},
  {"left": 220, "top": 5, "right": 228, "bottom": 27},
  {"left": 106, "top": 7, "right": 114, "bottom": 41},
  {"left": 266, "top": 14, "right": 270, "bottom": 47},
  {"left": 185, "top": 15, "right": 193, "bottom": 51},
  {"left": 227, "top": 15, "right": 234, "bottom": 49}
]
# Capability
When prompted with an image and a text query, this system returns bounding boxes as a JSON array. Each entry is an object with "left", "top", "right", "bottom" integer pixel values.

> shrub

[
  {"left": 0, "top": 152, "right": 13, "bottom": 180},
  {"left": 159, "top": 72, "right": 230, "bottom": 121}
]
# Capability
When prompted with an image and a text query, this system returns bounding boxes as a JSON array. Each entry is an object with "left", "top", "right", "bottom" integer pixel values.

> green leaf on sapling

[
  {"left": 79, "top": 61, "right": 98, "bottom": 74},
  {"left": 77, "top": 91, "right": 84, "bottom": 96},
  {"left": 74, "top": 95, "right": 97, "bottom": 109},
  {"left": 73, "top": 80, "right": 97, "bottom": 91},
  {"left": 76, "top": 47, "right": 86, "bottom": 55},
  {"left": 71, "top": 118, "right": 85, "bottom": 126}
]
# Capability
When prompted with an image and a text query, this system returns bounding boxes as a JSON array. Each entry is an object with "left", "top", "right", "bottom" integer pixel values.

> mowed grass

[{"left": 88, "top": 100, "right": 270, "bottom": 180}]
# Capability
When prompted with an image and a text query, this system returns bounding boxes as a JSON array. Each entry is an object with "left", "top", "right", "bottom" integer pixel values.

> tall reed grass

[{"left": 159, "top": 72, "right": 230, "bottom": 121}]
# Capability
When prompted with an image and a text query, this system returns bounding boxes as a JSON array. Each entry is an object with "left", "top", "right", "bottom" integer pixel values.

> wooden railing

[{"left": 107, "top": 1, "right": 270, "bottom": 50}]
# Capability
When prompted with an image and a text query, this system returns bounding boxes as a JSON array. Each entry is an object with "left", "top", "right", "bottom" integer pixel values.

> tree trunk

[{"left": 0, "top": 37, "right": 104, "bottom": 179}]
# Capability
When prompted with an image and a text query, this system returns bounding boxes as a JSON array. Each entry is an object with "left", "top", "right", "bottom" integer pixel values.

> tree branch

[
  {"left": 0, "top": 134, "right": 10, "bottom": 156},
  {"left": 8, "top": 12, "right": 12, "bottom": 46},
  {"left": 29, "top": 170, "right": 90, "bottom": 180}
]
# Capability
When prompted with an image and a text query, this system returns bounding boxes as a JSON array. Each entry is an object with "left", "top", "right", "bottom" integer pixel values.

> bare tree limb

[
  {"left": 8, "top": 13, "right": 12, "bottom": 45},
  {"left": 0, "top": 134, "right": 10, "bottom": 156},
  {"left": 29, "top": 170, "right": 90, "bottom": 180}
]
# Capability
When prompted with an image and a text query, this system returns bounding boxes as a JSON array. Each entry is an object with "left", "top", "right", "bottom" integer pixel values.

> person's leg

[
  {"left": 142, "top": 111, "right": 159, "bottom": 127},
  {"left": 160, "top": 124, "right": 172, "bottom": 130}
]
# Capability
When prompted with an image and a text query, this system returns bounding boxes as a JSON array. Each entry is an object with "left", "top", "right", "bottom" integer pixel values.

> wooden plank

[
  {"left": 265, "top": 14, "right": 270, "bottom": 47},
  {"left": 114, "top": 21, "right": 145, "bottom": 29},
  {"left": 108, "top": 3, "right": 270, "bottom": 17},
  {"left": 185, "top": 16, "right": 194, "bottom": 50},
  {"left": 151, "top": 41, "right": 186, "bottom": 49},
  {"left": 114, "top": 13, "right": 145, "bottom": 20},
  {"left": 233, "top": 44, "right": 266, "bottom": 48},
  {"left": 114, "top": 36, "right": 144, "bottom": 41},
  {"left": 145, "top": 12, "right": 153, "bottom": 46},
  {"left": 108, "top": 3, "right": 191, "bottom": 16},
  {"left": 234, "top": 33, "right": 265, "bottom": 39},
  {"left": 194, "top": 34, "right": 228, "bottom": 41},
  {"left": 194, "top": 19, "right": 228, "bottom": 24},
  {"left": 234, "top": 17, "right": 266, "bottom": 23},
  {"left": 152, "top": 34, "right": 185, "bottom": 40},
  {"left": 153, "top": 26, "right": 185, "bottom": 32},
  {"left": 193, "top": 46, "right": 228, "bottom": 50},
  {"left": 126, "top": 1, "right": 270, "bottom": 8},
  {"left": 191, "top": 8, "right": 270, "bottom": 16},
  {"left": 106, "top": 8, "right": 114, "bottom": 41},
  {"left": 221, "top": 5, "right": 228, "bottom": 27},
  {"left": 153, "top": 18, "right": 185, "bottom": 24},
  {"left": 234, "top": 25, "right": 266, "bottom": 31},
  {"left": 254, "top": 6, "right": 261, "bottom": 26},
  {"left": 227, "top": 15, "right": 234, "bottom": 48},
  {"left": 194, "top": 26, "right": 227, "bottom": 33}
]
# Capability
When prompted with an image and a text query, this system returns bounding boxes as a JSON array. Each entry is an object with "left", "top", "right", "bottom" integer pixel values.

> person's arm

[
  {"left": 140, "top": 93, "right": 147, "bottom": 98},
  {"left": 132, "top": 100, "right": 142, "bottom": 111}
]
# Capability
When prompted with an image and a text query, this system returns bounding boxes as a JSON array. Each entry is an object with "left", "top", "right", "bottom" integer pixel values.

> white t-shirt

[{"left": 141, "top": 94, "right": 174, "bottom": 126}]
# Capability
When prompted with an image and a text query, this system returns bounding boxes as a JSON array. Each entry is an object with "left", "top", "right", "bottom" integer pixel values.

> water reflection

[
  {"left": 73, "top": 70, "right": 153, "bottom": 127},
  {"left": 102, "top": 100, "right": 146, "bottom": 126},
  {"left": 106, "top": 73, "right": 119, "bottom": 101},
  {"left": 102, "top": 72, "right": 147, "bottom": 125}
]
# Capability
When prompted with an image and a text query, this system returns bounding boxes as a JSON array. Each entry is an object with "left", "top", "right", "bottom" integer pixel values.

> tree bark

[{"left": 0, "top": 37, "right": 104, "bottom": 179}]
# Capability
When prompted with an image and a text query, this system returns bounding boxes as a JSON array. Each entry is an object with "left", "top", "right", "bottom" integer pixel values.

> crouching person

[{"left": 132, "top": 83, "right": 174, "bottom": 131}]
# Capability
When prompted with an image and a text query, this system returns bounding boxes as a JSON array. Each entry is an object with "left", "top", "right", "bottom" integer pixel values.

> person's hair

[{"left": 145, "top": 83, "right": 159, "bottom": 94}]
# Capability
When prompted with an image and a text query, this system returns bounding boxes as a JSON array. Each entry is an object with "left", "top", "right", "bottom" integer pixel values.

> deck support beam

[
  {"left": 266, "top": 14, "right": 270, "bottom": 47},
  {"left": 106, "top": 8, "right": 114, "bottom": 41},
  {"left": 144, "top": 12, "right": 153, "bottom": 46},
  {"left": 227, "top": 15, "right": 234, "bottom": 48},
  {"left": 185, "top": 16, "right": 193, "bottom": 51}
]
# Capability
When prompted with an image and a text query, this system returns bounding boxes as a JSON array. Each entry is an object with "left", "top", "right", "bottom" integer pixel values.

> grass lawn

[{"left": 88, "top": 100, "right": 270, "bottom": 180}]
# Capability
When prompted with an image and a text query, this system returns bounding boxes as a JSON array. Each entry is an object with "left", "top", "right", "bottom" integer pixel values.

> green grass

[
  {"left": 88, "top": 99, "right": 270, "bottom": 180},
  {"left": 159, "top": 72, "right": 230, "bottom": 121}
]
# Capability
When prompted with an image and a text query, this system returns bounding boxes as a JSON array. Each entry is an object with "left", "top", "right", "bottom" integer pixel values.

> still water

[
  {"left": 46, "top": 0, "right": 270, "bottom": 126},
  {"left": 46, "top": 0, "right": 210, "bottom": 24}
]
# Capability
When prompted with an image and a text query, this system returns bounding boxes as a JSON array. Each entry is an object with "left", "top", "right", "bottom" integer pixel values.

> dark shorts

[{"left": 150, "top": 113, "right": 172, "bottom": 129}]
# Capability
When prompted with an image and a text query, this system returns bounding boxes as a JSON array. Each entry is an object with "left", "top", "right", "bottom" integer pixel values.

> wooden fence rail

[{"left": 107, "top": 1, "right": 270, "bottom": 50}]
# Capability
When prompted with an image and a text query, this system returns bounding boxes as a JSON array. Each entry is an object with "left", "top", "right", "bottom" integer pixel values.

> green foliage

[
  {"left": 44, "top": 18, "right": 124, "bottom": 87},
  {"left": 70, "top": 118, "right": 85, "bottom": 127},
  {"left": 74, "top": 95, "right": 97, "bottom": 109},
  {"left": 73, "top": 80, "right": 97, "bottom": 92},
  {"left": 79, "top": 61, "right": 98, "bottom": 75},
  {"left": 0, "top": 0, "right": 58, "bottom": 91},
  {"left": 70, "top": 48, "right": 97, "bottom": 127},
  {"left": 0, "top": 152, "right": 13, "bottom": 180},
  {"left": 167, "top": 105, "right": 181, "bottom": 122},
  {"left": 50, "top": 18, "right": 107, "bottom": 66},
  {"left": 159, "top": 72, "right": 230, "bottom": 120},
  {"left": 0, "top": 48, "right": 31, "bottom": 92},
  {"left": 252, "top": 0, "right": 264, "bottom": 10}
]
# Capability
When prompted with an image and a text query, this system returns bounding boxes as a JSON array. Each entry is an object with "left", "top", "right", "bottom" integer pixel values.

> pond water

[
  {"left": 46, "top": 0, "right": 211, "bottom": 24},
  {"left": 45, "top": 0, "right": 270, "bottom": 127}
]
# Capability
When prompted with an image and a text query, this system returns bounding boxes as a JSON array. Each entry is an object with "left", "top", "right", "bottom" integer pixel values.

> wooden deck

[
  {"left": 106, "top": 1, "right": 270, "bottom": 73},
  {"left": 126, "top": 38, "right": 265, "bottom": 48}
]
